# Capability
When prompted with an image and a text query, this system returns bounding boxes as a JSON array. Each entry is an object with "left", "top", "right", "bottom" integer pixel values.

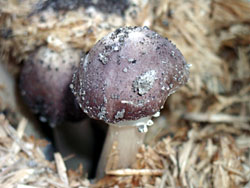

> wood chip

[
  {"left": 106, "top": 168, "right": 164, "bottom": 176},
  {"left": 54, "top": 152, "right": 69, "bottom": 186},
  {"left": 183, "top": 113, "right": 250, "bottom": 123},
  {"left": 11, "top": 118, "right": 27, "bottom": 154}
]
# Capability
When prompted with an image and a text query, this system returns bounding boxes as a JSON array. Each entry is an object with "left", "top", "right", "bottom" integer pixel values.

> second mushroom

[{"left": 71, "top": 26, "right": 190, "bottom": 178}]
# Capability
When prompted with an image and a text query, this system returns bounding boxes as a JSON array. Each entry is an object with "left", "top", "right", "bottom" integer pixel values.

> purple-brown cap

[
  {"left": 20, "top": 46, "right": 84, "bottom": 126},
  {"left": 72, "top": 26, "right": 190, "bottom": 124}
]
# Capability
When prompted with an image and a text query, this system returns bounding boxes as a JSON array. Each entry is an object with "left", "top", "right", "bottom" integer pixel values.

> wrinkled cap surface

[
  {"left": 20, "top": 46, "right": 84, "bottom": 126},
  {"left": 72, "top": 26, "right": 190, "bottom": 124}
]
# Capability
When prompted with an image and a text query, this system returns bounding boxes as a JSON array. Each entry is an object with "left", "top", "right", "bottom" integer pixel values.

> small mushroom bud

[
  {"left": 72, "top": 26, "right": 190, "bottom": 178},
  {"left": 20, "top": 46, "right": 84, "bottom": 127}
]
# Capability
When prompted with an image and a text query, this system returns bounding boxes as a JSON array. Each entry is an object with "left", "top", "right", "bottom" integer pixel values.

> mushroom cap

[
  {"left": 20, "top": 46, "right": 84, "bottom": 126},
  {"left": 72, "top": 26, "right": 189, "bottom": 124}
]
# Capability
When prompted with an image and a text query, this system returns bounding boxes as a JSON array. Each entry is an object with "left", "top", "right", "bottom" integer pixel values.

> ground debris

[{"left": 0, "top": 115, "right": 90, "bottom": 188}]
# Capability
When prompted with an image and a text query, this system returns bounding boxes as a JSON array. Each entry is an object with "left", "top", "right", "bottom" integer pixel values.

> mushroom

[
  {"left": 71, "top": 26, "right": 190, "bottom": 178},
  {"left": 19, "top": 46, "right": 84, "bottom": 127},
  {"left": 19, "top": 46, "right": 100, "bottom": 173}
]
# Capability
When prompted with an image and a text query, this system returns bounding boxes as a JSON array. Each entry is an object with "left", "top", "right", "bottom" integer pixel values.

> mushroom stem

[{"left": 96, "top": 124, "right": 145, "bottom": 179}]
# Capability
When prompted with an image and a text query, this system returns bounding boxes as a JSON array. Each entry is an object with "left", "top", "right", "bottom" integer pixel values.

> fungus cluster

[
  {"left": 19, "top": 26, "right": 189, "bottom": 179},
  {"left": 71, "top": 26, "right": 190, "bottom": 178}
]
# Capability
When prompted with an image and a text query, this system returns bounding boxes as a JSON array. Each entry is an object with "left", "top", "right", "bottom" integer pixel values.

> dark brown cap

[
  {"left": 72, "top": 26, "right": 190, "bottom": 124},
  {"left": 20, "top": 46, "right": 84, "bottom": 126}
]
